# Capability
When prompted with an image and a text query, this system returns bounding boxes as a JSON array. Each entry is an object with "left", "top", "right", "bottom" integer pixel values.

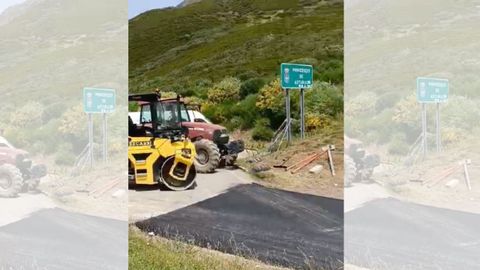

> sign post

[
  {"left": 421, "top": 103, "right": 427, "bottom": 158},
  {"left": 88, "top": 113, "right": 94, "bottom": 167},
  {"left": 416, "top": 77, "right": 449, "bottom": 156},
  {"left": 300, "top": 88, "right": 305, "bottom": 139},
  {"left": 83, "top": 87, "right": 116, "bottom": 165},
  {"left": 285, "top": 90, "right": 291, "bottom": 144},
  {"left": 103, "top": 113, "right": 108, "bottom": 163},
  {"left": 436, "top": 103, "right": 441, "bottom": 153},
  {"left": 281, "top": 63, "right": 313, "bottom": 144}
]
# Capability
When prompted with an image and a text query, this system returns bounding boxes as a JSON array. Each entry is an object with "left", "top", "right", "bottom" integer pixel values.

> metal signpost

[
  {"left": 83, "top": 87, "right": 116, "bottom": 166},
  {"left": 281, "top": 63, "right": 313, "bottom": 144},
  {"left": 416, "top": 77, "right": 449, "bottom": 157}
]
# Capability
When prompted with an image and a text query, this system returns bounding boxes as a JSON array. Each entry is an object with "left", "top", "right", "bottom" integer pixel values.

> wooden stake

[
  {"left": 327, "top": 145, "right": 335, "bottom": 176},
  {"left": 464, "top": 160, "right": 472, "bottom": 191}
]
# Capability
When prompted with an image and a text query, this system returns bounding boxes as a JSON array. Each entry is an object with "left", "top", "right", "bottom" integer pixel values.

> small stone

[
  {"left": 309, "top": 165, "right": 324, "bottom": 174},
  {"left": 251, "top": 163, "right": 271, "bottom": 173},
  {"left": 148, "top": 232, "right": 155, "bottom": 236},
  {"left": 54, "top": 187, "right": 74, "bottom": 197},
  {"left": 445, "top": 179, "right": 459, "bottom": 188}
]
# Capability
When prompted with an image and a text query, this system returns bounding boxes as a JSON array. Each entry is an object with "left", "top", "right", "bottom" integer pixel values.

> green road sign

[
  {"left": 281, "top": 63, "right": 313, "bottom": 89},
  {"left": 416, "top": 77, "right": 449, "bottom": 103},
  {"left": 83, "top": 87, "right": 116, "bottom": 113}
]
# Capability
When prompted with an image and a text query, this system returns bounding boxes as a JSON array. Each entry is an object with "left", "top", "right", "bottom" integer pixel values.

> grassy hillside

[
  {"left": 129, "top": 0, "right": 343, "bottom": 93},
  {"left": 0, "top": 0, "right": 127, "bottom": 103},
  {"left": 0, "top": 0, "right": 127, "bottom": 164},
  {"left": 129, "top": 0, "right": 344, "bottom": 142},
  {"left": 345, "top": 0, "right": 480, "bottom": 154}
]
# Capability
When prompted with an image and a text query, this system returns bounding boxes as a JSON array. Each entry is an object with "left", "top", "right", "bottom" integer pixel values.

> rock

[
  {"left": 309, "top": 165, "right": 324, "bottom": 174},
  {"left": 251, "top": 163, "right": 271, "bottom": 173},
  {"left": 445, "top": 179, "right": 459, "bottom": 188},
  {"left": 111, "top": 189, "right": 126, "bottom": 198},
  {"left": 247, "top": 157, "right": 262, "bottom": 163},
  {"left": 54, "top": 187, "right": 74, "bottom": 197}
]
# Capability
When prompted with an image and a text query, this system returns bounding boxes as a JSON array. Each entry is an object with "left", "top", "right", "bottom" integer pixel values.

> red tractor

[
  {"left": 344, "top": 136, "right": 380, "bottom": 187},
  {"left": 0, "top": 136, "right": 47, "bottom": 197},
  {"left": 133, "top": 96, "right": 244, "bottom": 173}
]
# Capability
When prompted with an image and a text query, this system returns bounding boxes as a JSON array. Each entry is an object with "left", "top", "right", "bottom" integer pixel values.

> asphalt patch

[
  {"left": 345, "top": 198, "right": 480, "bottom": 269},
  {"left": 0, "top": 208, "right": 127, "bottom": 270},
  {"left": 136, "top": 183, "right": 343, "bottom": 269}
]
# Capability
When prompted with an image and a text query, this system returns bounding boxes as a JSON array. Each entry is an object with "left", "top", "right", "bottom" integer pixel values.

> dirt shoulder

[
  {"left": 371, "top": 141, "right": 480, "bottom": 214},
  {"left": 39, "top": 157, "right": 128, "bottom": 220},
  {"left": 238, "top": 132, "right": 344, "bottom": 199}
]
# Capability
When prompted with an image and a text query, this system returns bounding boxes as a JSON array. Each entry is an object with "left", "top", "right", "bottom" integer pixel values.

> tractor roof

[
  {"left": 128, "top": 93, "right": 161, "bottom": 103},
  {"left": 160, "top": 97, "right": 184, "bottom": 103}
]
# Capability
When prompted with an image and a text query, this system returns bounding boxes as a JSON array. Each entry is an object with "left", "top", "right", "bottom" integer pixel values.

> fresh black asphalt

[
  {"left": 136, "top": 183, "right": 344, "bottom": 269},
  {"left": 345, "top": 198, "right": 480, "bottom": 269},
  {"left": 0, "top": 208, "right": 127, "bottom": 270}
]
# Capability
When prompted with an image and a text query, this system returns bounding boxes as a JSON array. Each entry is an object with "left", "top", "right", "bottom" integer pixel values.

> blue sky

[
  {"left": 0, "top": 0, "right": 26, "bottom": 14},
  {"left": 129, "top": 0, "right": 183, "bottom": 19}
]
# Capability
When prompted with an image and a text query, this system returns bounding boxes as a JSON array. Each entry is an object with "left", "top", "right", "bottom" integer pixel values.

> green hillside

[
  {"left": 345, "top": 0, "right": 480, "bottom": 154},
  {"left": 129, "top": 0, "right": 343, "bottom": 93},
  {"left": 0, "top": 0, "right": 127, "bottom": 164}
]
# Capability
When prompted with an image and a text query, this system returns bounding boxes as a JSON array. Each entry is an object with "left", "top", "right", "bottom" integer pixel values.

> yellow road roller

[{"left": 128, "top": 93, "right": 197, "bottom": 191}]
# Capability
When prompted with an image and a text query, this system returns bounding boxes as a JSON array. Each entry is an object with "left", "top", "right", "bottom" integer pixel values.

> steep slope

[
  {"left": 346, "top": 0, "right": 480, "bottom": 96},
  {"left": 129, "top": 0, "right": 343, "bottom": 93},
  {"left": 0, "top": 0, "right": 127, "bottom": 159},
  {"left": 345, "top": 0, "right": 480, "bottom": 150},
  {"left": 0, "top": 0, "right": 127, "bottom": 105}
]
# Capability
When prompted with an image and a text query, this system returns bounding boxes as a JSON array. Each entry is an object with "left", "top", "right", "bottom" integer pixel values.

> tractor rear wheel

[
  {"left": 194, "top": 139, "right": 220, "bottom": 173},
  {"left": 160, "top": 156, "right": 197, "bottom": 191},
  {"left": 0, "top": 164, "right": 23, "bottom": 198},
  {"left": 345, "top": 155, "right": 357, "bottom": 187}
]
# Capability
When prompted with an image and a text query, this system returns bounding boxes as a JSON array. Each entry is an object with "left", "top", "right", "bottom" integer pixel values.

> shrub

[
  {"left": 177, "top": 88, "right": 196, "bottom": 97},
  {"left": 240, "top": 78, "right": 265, "bottom": 98},
  {"left": 236, "top": 70, "right": 259, "bottom": 81},
  {"left": 388, "top": 133, "right": 409, "bottom": 155},
  {"left": 305, "top": 82, "right": 343, "bottom": 118},
  {"left": 226, "top": 116, "right": 243, "bottom": 131},
  {"left": 345, "top": 91, "right": 377, "bottom": 117},
  {"left": 58, "top": 104, "right": 87, "bottom": 137},
  {"left": 54, "top": 143, "right": 76, "bottom": 166},
  {"left": 375, "top": 92, "right": 401, "bottom": 113},
  {"left": 55, "top": 152, "right": 76, "bottom": 166},
  {"left": 202, "top": 101, "right": 235, "bottom": 124},
  {"left": 442, "top": 127, "right": 466, "bottom": 146},
  {"left": 252, "top": 118, "right": 274, "bottom": 141},
  {"left": 229, "top": 94, "right": 259, "bottom": 130},
  {"left": 442, "top": 95, "right": 480, "bottom": 131},
  {"left": 42, "top": 102, "right": 67, "bottom": 123},
  {"left": 256, "top": 78, "right": 284, "bottom": 114},
  {"left": 9, "top": 101, "right": 44, "bottom": 128},
  {"left": 108, "top": 137, "right": 126, "bottom": 156},
  {"left": 392, "top": 93, "right": 420, "bottom": 127},
  {"left": 207, "top": 77, "right": 241, "bottom": 103},
  {"left": 4, "top": 127, "right": 27, "bottom": 148},
  {"left": 318, "top": 59, "right": 343, "bottom": 84},
  {"left": 27, "top": 118, "right": 63, "bottom": 155}
]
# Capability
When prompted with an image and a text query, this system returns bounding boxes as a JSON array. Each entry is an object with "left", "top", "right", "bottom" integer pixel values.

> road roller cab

[{"left": 128, "top": 93, "right": 197, "bottom": 191}]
